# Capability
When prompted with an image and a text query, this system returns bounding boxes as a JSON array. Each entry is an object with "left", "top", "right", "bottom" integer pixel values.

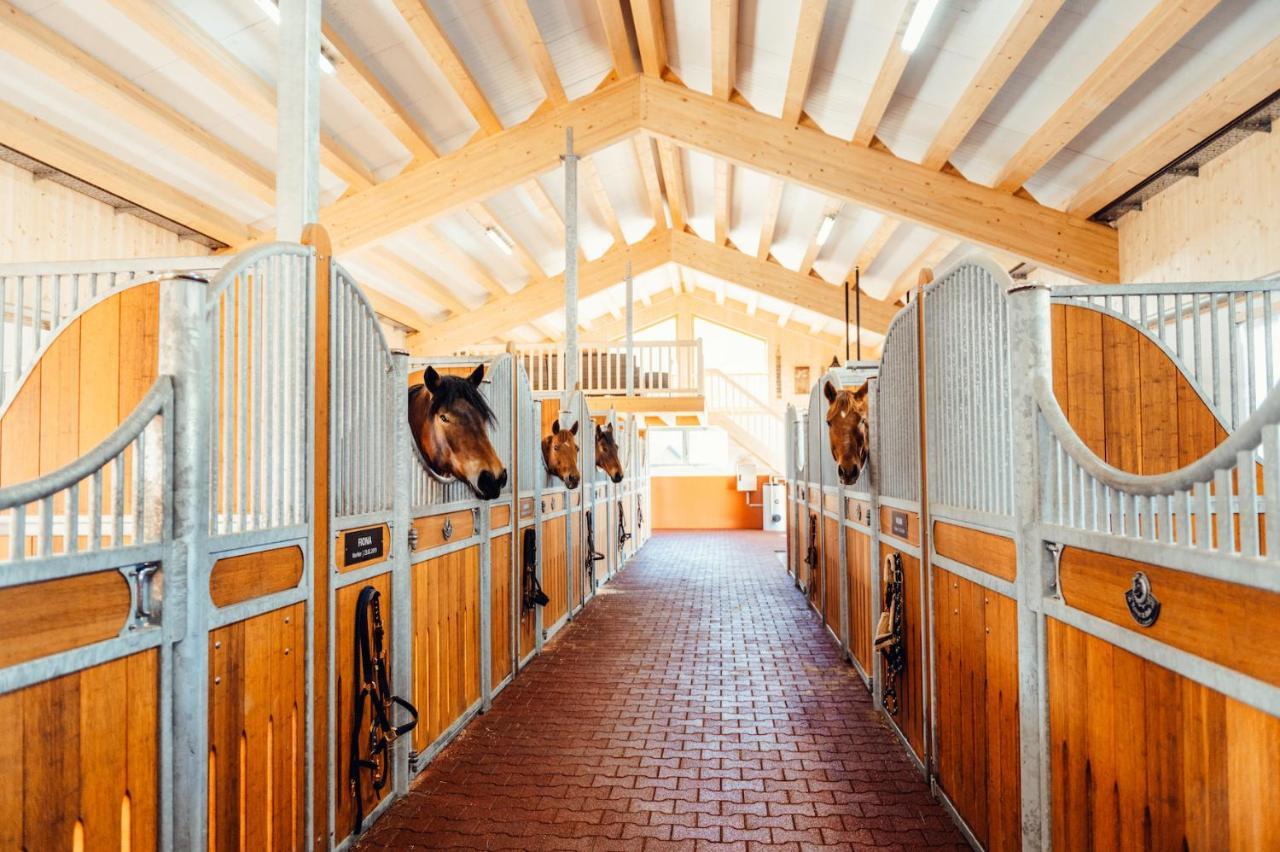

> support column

[
  {"left": 563, "top": 128, "right": 579, "bottom": 405},
  {"left": 277, "top": 0, "right": 322, "bottom": 241},
  {"left": 390, "top": 350, "right": 413, "bottom": 795},
  {"left": 625, "top": 261, "right": 634, "bottom": 397},
  {"left": 1007, "top": 282, "right": 1052, "bottom": 849}
]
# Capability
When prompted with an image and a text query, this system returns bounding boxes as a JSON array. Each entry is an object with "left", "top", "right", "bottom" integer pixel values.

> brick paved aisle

[{"left": 357, "top": 531, "right": 966, "bottom": 851}]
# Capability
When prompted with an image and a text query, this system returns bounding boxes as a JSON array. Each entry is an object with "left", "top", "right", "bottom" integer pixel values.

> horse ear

[
  {"left": 467, "top": 364, "right": 485, "bottom": 386},
  {"left": 552, "top": 419, "right": 561, "bottom": 434},
  {"left": 424, "top": 366, "right": 440, "bottom": 392},
  {"left": 606, "top": 423, "right": 614, "bottom": 434},
  {"left": 852, "top": 382, "right": 869, "bottom": 409},
  {"left": 570, "top": 420, "right": 579, "bottom": 436},
  {"left": 824, "top": 380, "right": 838, "bottom": 403}
]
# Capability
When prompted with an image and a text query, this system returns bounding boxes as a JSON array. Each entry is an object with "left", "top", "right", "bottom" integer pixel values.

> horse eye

[{"left": 439, "top": 413, "right": 449, "bottom": 423}]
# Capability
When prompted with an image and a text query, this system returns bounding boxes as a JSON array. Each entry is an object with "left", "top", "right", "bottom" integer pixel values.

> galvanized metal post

[
  {"left": 276, "top": 0, "right": 321, "bottom": 241},
  {"left": 390, "top": 350, "right": 413, "bottom": 794},
  {"left": 625, "top": 261, "right": 634, "bottom": 397},
  {"left": 1007, "top": 282, "right": 1052, "bottom": 849},
  {"left": 563, "top": 128, "right": 580, "bottom": 405},
  {"left": 160, "top": 277, "right": 212, "bottom": 852},
  {"left": 866, "top": 378, "right": 882, "bottom": 709},
  {"left": 479, "top": 500, "right": 493, "bottom": 712}
]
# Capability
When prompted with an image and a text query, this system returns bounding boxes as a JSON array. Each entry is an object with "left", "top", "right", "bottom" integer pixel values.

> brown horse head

[
  {"left": 407, "top": 364, "right": 508, "bottom": 500},
  {"left": 542, "top": 419, "right": 581, "bottom": 489},
  {"left": 824, "top": 380, "right": 869, "bottom": 485},
  {"left": 595, "top": 422, "right": 623, "bottom": 483}
]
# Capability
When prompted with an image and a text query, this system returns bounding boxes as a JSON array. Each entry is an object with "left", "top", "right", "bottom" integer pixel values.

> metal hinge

[
  {"left": 119, "top": 561, "right": 162, "bottom": 633},
  {"left": 1044, "top": 542, "right": 1064, "bottom": 598}
]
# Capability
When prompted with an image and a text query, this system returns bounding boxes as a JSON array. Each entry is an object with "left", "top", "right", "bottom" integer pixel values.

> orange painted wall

[{"left": 651, "top": 476, "right": 766, "bottom": 530}]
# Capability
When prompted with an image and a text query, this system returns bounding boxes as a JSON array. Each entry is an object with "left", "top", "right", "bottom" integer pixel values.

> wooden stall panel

[
  {"left": 823, "top": 516, "right": 840, "bottom": 635},
  {"left": 932, "top": 522, "right": 1016, "bottom": 583},
  {"left": 208, "top": 603, "right": 306, "bottom": 852},
  {"left": 807, "top": 510, "right": 823, "bottom": 610},
  {"left": 411, "top": 545, "right": 481, "bottom": 750},
  {"left": 0, "top": 570, "right": 130, "bottom": 668},
  {"left": 0, "top": 650, "right": 158, "bottom": 851},
  {"left": 334, "top": 573, "right": 392, "bottom": 839},
  {"left": 209, "top": 545, "right": 303, "bottom": 608},
  {"left": 571, "top": 508, "right": 582, "bottom": 607},
  {"left": 517, "top": 524, "right": 537, "bottom": 662},
  {"left": 490, "top": 532, "right": 513, "bottom": 690},
  {"left": 880, "top": 545, "right": 925, "bottom": 761},
  {"left": 541, "top": 517, "right": 568, "bottom": 628},
  {"left": 1048, "top": 619, "right": 1280, "bottom": 850},
  {"left": 932, "top": 568, "right": 1020, "bottom": 851},
  {"left": 412, "top": 510, "right": 475, "bottom": 551},
  {"left": 845, "top": 528, "right": 872, "bottom": 675}
]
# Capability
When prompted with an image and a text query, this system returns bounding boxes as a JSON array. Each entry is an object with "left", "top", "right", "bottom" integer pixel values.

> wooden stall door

[
  {"left": 845, "top": 528, "right": 872, "bottom": 675},
  {"left": 541, "top": 518, "right": 568, "bottom": 628},
  {"left": 932, "top": 569, "right": 1020, "bottom": 851},
  {"left": 208, "top": 603, "right": 307, "bottom": 852},
  {"left": 823, "top": 516, "right": 840, "bottom": 636},
  {"left": 880, "top": 544, "right": 925, "bottom": 762},
  {"left": 1048, "top": 619, "right": 1280, "bottom": 850},
  {"left": 0, "top": 651, "right": 159, "bottom": 850},
  {"left": 411, "top": 546, "right": 482, "bottom": 750},
  {"left": 490, "top": 532, "right": 513, "bottom": 690},
  {"left": 571, "top": 508, "right": 582, "bottom": 608}
]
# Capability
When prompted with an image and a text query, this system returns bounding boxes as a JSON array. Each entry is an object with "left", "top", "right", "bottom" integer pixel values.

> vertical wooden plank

[
  {"left": 490, "top": 532, "right": 513, "bottom": 689},
  {"left": 125, "top": 649, "right": 159, "bottom": 852},
  {"left": 38, "top": 321, "right": 81, "bottom": 476},
  {"left": 1109, "top": 638, "right": 1147, "bottom": 850},
  {"left": 1225, "top": 694, "right": 1280, "bottom": 850},
  {"left": 23, "top": 673, "right": 80, "bottom": 850},
  {"left": 1064, "top": 306, "right": 1106, "bottom": 458},
  {"left": 1142, "top": 661, "right": 1185, "bottom": 850},
  {"left": 1050, "top": 304, "right": 1069, "bottom": 414},
  {"left": 1083, "top": 632, "right": 1118, "bottom": 847},
  {"left": 243, "top": 612, "right": 272, "bottom": 850},
  {"left": 209, "top": 621, "right": 245, "bottom": 852},
  {"left": 116, "top": 282, "right": 160, "bottom": 418},
  {"left": 0, "top": 689, "right": 24, "bottom": 848},
  {"left": 77, "top": 296, "right": 121, "bottom": 454},
  {"left": 0, "top": 362, "right": 40, "bottom": 487},
  {"left": 1180, "top": 676, "right": 1229, "bottom": 851},
  {"left": 983, "top": 590, "right": 1004, "bottom": 851},
  {"left": 1101, "top": 319, "right": 1140, "bottom": 473},
  {"left": 79, "top": 657, "right": 127, "bottom": 850},
  {"left": 1137, "top": 333, "right": 1179, "bottom": 475}
]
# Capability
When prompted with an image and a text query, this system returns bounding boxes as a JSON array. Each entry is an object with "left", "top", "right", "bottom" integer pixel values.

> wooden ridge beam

[
  {"left": 0, "top": 98, "right": 254, "bottom": 246},
  {"left": 0, "top": 0, "right": 274, "bottom": 203},
  {"left": 920, "top": 0, "right": 1065, "bottom": 170},
  {"left": 993, "top": 0, "right": 1224, "bottom": 193},
  {"left": 1067, "top": 34, "right": 1280, "bottom": 216},
  {"left": 643, "top": 78, "right": 1119, "bottom": 280}
]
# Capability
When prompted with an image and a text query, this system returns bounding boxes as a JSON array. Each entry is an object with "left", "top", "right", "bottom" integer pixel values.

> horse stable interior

[{"left": 1, "top": 0, "right": 1278, "bottom": 849}]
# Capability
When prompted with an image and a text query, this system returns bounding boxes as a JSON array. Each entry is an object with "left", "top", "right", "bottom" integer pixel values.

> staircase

[{"left": 704, "top": 369, "right": 785, "bottom": 473}]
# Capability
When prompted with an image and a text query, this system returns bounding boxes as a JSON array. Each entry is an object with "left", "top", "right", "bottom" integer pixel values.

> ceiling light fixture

[
  {"left": 815, "top": 213, "right": 837, "bottom": 247},
  {"left": 485, "top": 226, "right": 514, "bottom": 255},
  {"left": 901, "top": 0, "right": 940, "bottom": 53}
]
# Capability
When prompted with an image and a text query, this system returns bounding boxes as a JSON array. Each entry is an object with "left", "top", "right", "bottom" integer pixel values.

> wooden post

[{"left": 303, "top": 223, "right": 332, "bottom": 850}]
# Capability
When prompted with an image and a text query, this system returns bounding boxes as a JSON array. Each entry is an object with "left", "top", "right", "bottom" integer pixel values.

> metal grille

[
  {"left": 924, "top": 260, "right": 1014, "bottom": 518},
  {"left": 876, "top": 302, "right": 920, "bottom": 503}
]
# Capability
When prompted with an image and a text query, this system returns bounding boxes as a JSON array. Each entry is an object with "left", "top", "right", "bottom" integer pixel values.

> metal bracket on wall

[
  {"left": 119, "top": 561, "right": 162, "bottom": 633},
  {"left": 1044, "top": 542, "right": 1064, "bottom": 598}
]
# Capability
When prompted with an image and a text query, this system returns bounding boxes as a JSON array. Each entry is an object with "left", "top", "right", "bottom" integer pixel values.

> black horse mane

[
  {"left": 426, "top": 373, "right": 496, "bottom": 426},
  {"left": 597, "top": 426, "right": 617, "bottom": 449}
]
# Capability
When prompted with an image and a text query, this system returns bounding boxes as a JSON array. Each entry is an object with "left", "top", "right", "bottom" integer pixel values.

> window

[{"left": 647, "top": 427, "right": 730, "bottom": 473}]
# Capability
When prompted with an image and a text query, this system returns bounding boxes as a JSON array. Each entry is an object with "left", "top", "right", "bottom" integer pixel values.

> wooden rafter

[
  {"left": 781, "top": 0, "right": 830, "bottom": 124},
  {"left": 363, "top": 248, "right": 469, "bottom": 315},
  {"left": 849, "top": 216, "right": 901, "bottom": 277},
  {"left": 798, "top": 201, "right": 842, "bottom": 276},
  {"left": 501, "top": 0, "right": 567, "bottom": 104},
  {"left": 468, "top": 202, "right": 546, "bottom": 282},
  {"left": 104, "top": 0, "right": 375, "bottom": 190},
  {"left": 321, "top": 22, "right": 438, "bottom": 163},
  {"left": 579, "top": 155, "right": 626, "bottom": 246},
  {"left": 851, "top": 0, "right": 915, "bottom": 146},
  {"left": 412, "top": 226, "right": 508, "bottom": 298},
  {"left": 0, "top": 0, "right": 273, "bottom": 203},
  {"left": 654, "top": 137, "right": 689, "bottom": 231},
  {"left": 361, "top": 287, "right": 433, "bottom": 335},
  {"left": 632, "top": 135, "right": 667, "bottom": 228},
  {"left": 393, "top": 0, "right": 503, "bottom": 134},
  {"left": 630, "top": 0, "right": 668, "bottom": 78},
  {"left": 1067, "top": 34, "right": 1280, "bottom": 216},
  {"left": 920, "top": 0, "right": 1065, "bottom": 170},
  {"left": 594, "top": 0, "right": 637, "bottom": 77},
  {"left": 711, "top": 0, "right": 739, "bottom": 100},
  {"left": 884, "top": 235, "right": 959, "bottom": 301},
  {"left": 994, "top": 0, "right": 1224, "bottom": 193},
  {"left": 756, "top": 179, "right": 785, "bottom": 260},
  {"left": 714, "top": 159, "right": 733, "bottom": 246},
  {"left": 0, "top": 98, "right": 254, "bottom": 245}
]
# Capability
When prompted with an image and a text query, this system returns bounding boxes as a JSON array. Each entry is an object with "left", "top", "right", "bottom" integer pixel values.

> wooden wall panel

[
  {"left": 0, "top": 650, "right": 158, "bottom": 850},
  {"left": 845, "top": 528, "right": 871, "bottom": 674},
  {"left": 880, "top": 545, "right": 925, "bottom": 760},
  {"left": 208, "top": 603, "right": 305, "bottom": 852},
  {"left": 932, "top": 522, "right": 1016, "bottom": 583},
  {"left": 0, "top": 570, "right": 130, "bottom": 668},
  {"left": 649, "top": 475, "right": 767, "bottom": 529},
  {"left": 571, "top": 508, "right": 583, "bottom": 608},
  {"left": 411, "top": 545, "right": 481, "bottom": 750},
  {"left": 823, "top": 516, "right": 839, "bottom": 635},
  {"left": 1051, "top": 305, "right": 1227, "bottom": 475},
  {"left": 0, "top": 160, "right": 211, "bottom": 263},
  {"left": 0, "top": 282, "right": 160, "bottom": 489},
  {"left": 490, "top": 532, "right": 513, "bottom": 689},
  {"left": 334, "top": 573, "right": 392, "bottom": 841},
  {"left": 518, "top": 524, "right": 537, "bottom": 661},
  {"left": 209, "top": 545, "right": 304, "bottom": 608},
  {"left": 932, "top": 568, "right": 1020, "bottom": 851},
  {"left": 541, "top": 517, "right": 568, "bottom": 627},
  {"left": 1048, "top": 619, "right": 1280, "bottom": 849}
]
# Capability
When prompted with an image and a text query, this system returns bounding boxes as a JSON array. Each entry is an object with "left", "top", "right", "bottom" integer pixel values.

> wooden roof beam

[
  {"left": 711, "top": 0, "right": 739, "bottom": 100},
  {"left": 994, "top": 0, "right": 1224, "bottom": 193},
  {"left": 501, "top": 0, "right": 567, "bottom": 105},
  {"left": 630, "top": 0, "right": 668, "bottom": 78},
  {"left": 848, "top": 216, "right": 901, "bottom": 278},
  {"left": 393, "top": 0, "right": 504, "bottom": 135},
  {"left": 654, "top": 137, "right": 689, "bottom": 231},
  {"left": 781, "top": 0, "right": 830, "bottom": 124},
  {"left": 756, "top": 178, "right": 785, "bottom": 260},
  {"left": 411, "top": 225, "right": 508, "bottom": 298},
  {"left": 0, "top": 0, "right": 273, "bottom": 203},
  {"left": 594, "top": 0, "right": 638, "bottom": 77},
  {"left": 920, "top": 0, "right": 1065, "bottom": 170},
  {"left": 714, "top": 159, "right": 733, "bottom": 246},
  {"left": 363, "top": 248, "right": 470, "bottom": 315},
  {"left": 580, "top": 154, "right": 627, "bottom": 247},
  {"left": 798, "top": 201, "right": 842, "bottom": 276},
  {"left": 632, "top": 134, "right": 668, "bottom": 228},
  {"left": 851, "top": 0, "right": 915, "bottom": 146},
  {"left": 883, "top": 234, "right": 960, "bottom": 301}
]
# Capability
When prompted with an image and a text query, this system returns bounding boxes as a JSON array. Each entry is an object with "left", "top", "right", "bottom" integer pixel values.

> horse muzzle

[
  {"left": 611, "top": 472, "right": 623, "bottom": 484},
  {"left": 838, "top": 464, "right": 860, "bottom": 485},
  {"left": 476, "top": 468, "right": 508, "bottom": 500},
  {"left": 565, "top": 474, "right": 580, "bottom": 489}
]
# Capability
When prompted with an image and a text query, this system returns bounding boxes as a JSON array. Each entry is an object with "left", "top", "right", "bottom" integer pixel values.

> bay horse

[
  {"left": 595, "top": 422, "right": 624, "bottom": 483},
  {"left": 407, "top": 364, "right": 508, "bottom": 500},
  {"left": 824, "top": 379, "right": 869, "bottom": 485},
  {"left": 542, "top": 419, "right": 581, "bottom": 489}
]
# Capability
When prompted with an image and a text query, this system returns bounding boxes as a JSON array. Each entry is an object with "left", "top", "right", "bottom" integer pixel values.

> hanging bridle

[
  {"left": 584, "top": 510, "right": 605, "bottom": 587},
  {"left": 618, "top": 505, "right": 632, "bottom": 549},
  {"left": 522, "top": 527, "right": 548, "bottom": 611},
  {"left": 348, "top": 586, "right": 418, "bottom": 835},
  {"left": 876, "top": 553, "right": 907, "bottom": 716}
]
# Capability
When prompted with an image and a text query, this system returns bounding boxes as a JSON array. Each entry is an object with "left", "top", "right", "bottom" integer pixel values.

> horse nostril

[
  {"left": 613, "top": 473, "right": 623, "bottom": 484},
  {"left": 497, "top": 469, "right": 508, "bottom": 488}
]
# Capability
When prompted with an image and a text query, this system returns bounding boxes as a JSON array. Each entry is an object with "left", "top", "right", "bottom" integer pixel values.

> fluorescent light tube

[
  {"left": 485, "top": 226, "right": 514, "bottom": 255},
  {"left": 815, "top": 213, "right": 836, "bottom": 247},
  {"left": 901, "top": 0, "right": 940, "bottom": 53}
]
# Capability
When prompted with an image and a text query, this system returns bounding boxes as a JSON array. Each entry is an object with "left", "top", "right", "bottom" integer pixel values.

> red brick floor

[{"left": 357, "top": 531, "right": 966, "bottom": 851}]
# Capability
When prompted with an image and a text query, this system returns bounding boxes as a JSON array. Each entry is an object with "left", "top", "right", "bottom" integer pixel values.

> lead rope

[
  {"left": 348, "top": 586, "right": 418, "bottom": 836},
  {"left": 875, "top": 553, "right": 906, "bottom": 716}
]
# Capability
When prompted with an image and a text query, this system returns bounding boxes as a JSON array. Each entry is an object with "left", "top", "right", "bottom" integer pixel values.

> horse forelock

[{"left": 430, "top": 374, "right": 496, "bottom": 425}]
